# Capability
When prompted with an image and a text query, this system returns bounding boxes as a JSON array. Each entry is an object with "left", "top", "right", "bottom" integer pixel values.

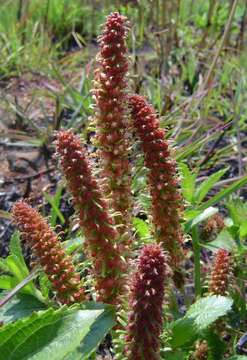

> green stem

[{"left": 192, "top": 226, "right": 201, "bottom": 297}]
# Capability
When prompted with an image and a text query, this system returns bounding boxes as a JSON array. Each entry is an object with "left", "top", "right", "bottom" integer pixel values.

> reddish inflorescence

[
  {"left": 128, "top": 95, "right": 184, "bottom": 270},
  {"left": 209, "top": 249, "right": 231, "bottom": 296},
  {"left": 92, "top": 12, "right": 132, "bottom": 251},
  {"left": 12, "top": 201, "right": 85, "bottom": 305},
  {"left": 56, "top": 130, "right": 126, "bottom": 305},
  {"left": 125, "top": 244, "right": 168, "bottom": 360},
  {"left": 193, "top": 341, "right": 209, "bottom": 360}
]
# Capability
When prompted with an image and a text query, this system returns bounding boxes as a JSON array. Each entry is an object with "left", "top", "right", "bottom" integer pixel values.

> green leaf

[
  {"left": 0, "top": 305, "right": 115, "bottom": 360},
  {"left": 133, "top": 218, "right": 151, "bottom": 240},
  {"left": 227, "top": 199, "right": 247, "bottom": 226},
  {"left": 228, "top": 357, "right": 247, "bottom": 360},
  {"left": 0, "top": 275, "right": 15, "bottom": 290},
  {"left": 198, "top": 176, "right": 247, "bottom": 211},
  {"left": 0, "top": 233, "right": 38, "bottom": 296},
  {"left": 9, "top": 232, "right": 26, "bottom": 269},
  {"left": 170, "top": 317, "right": 197, "bottom": 348},
  {"left": 194, "top": 168, "right": 228, "bottom": 204},
  {"left": 62, "top": 237, "right": 84, "bottom": 255},
  {"left": 179, "top": 163, "right": 197, "bottom": 203},
  {"left": 43, "top": 185, "right": 65, "bottom": 227},
  {"left": 202, "top": 229, "right": 237, "bottom": 252},
  {"left": 170, "top": 296, "right": 233, "bottom": 348},
  {"left": 191, "top": 207, "right": 218, "bottom": 228},
  {"left": 0, "top": 294, "right": 46, "bottom": 323},
  {"left": 240, "top": 222, "right": 247, "bottom": 240},
  {"left": 205, "top": 331, "right": 226, "bottom": 360},
  {"left": 186, "top": 296, "right": 233, "bottom": 330}
]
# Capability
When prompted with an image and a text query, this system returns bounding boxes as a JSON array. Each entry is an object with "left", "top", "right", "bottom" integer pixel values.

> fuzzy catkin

[
  {"left": 125, "top": 244, "right": 168, "bottom": 360},
  {"left": 12, "top": 201, "right": 85, "bottom": 305},
  {"left": 93, "top": 12, "right": 132, "bottom": 252},
  {"left": 56, "top": 130, "right": 127, "bottom": 305},
  {"left": 128, "top": 95, "right": 184, "bottom": 270},
  {"left": 209, "top": 249, "right": 231, "bottom": 296}
]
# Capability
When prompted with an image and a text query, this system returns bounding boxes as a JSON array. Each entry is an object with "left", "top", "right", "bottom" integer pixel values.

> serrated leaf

[
  {"left": 186, "top": 296, "right": 233, "bottom": 330},
  {"left": 169, "top": 296, "right": 233, "bottom": 349},
  {"left": 194, "top": 168, "right": 228, "bottom": 204},
  {"left": 0, "top": 294, "right": 46, "bottom": 323},
  {"left": 179, "top": 163, "right": 197, "bottom": 203},
  {"left": 0, "top": 305, "right": 115, "bottom": 360}
]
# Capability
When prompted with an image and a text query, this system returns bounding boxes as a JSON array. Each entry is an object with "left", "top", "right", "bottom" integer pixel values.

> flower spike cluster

[
  {"left": 56, "top": 130, "right": 126, "bottom": 305},
  {"left": 125, "top": 244, "right": 168, "bottom": 360},
  {"left": 12, "top": 201, "right": 85, "bottom": 305},
  {"left": 92, "top": 12, "right": 132, "bottom": 251},
  {"left": 209, "top": 249, "right": 231, "bottom": 296},
  {"left": 128, "top": 95, "right": 184, "bottom": 269}
]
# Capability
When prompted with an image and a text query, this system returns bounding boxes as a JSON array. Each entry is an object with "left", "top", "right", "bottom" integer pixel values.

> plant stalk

[{"left": 192, "top": 226, "right": 201, "bottom": 297}]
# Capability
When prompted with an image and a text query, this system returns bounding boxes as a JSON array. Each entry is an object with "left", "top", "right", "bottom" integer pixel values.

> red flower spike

[
  {"left": 56, "top": 130, "right": 127, "bottom": 305},
  {"left": 209, "top": 249, "right": 231, "bottom": 296},
  {"left": 128, "top": 95, "right": 184, "bottom": 270},
  {"left": 92, "top": 12, "right": 132, "bottom": 252},
  {"left": 12, "top": 201, "right": 85, "bottom": 305},
  {"left": 125, "top": 244, "right": 169, "bottom": 360}
]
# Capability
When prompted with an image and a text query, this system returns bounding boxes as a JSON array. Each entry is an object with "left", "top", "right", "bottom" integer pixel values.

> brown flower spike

[
  {"left": 93, "top": 12, "right": 132, "bottom": 251},
  {"left": 12, "top": 201, "right": 85, "bottom": 305},
  {"left": 56, "top": 130, "right": 126, "bottom": 305},
  {"left": 125, "top": 244, "right": 168, "bottom": 360},
  {"left": 209, "top": 249, "right": 231, "bottom": 296},
  {"left": 129, "top": 95, "right": 184, "bottom": 269}
]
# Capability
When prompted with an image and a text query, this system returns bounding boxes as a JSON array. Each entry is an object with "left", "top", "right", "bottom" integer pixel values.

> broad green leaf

[
  {"left": 179, "top": 163, "right": 197, "bottom": 203},
  {"left": 186, "top": 296, "right": 233, "bottom": 330},
  {"left": 0, "top": 294, "right": 46, "bottom": 323},
  {"left": 205, "top": 331, "right": 226, "bottom": 360},
  {"left": 0, "top": 305, "right": 115, "bottom": 360},
  {"left": 170, "top": 296, "right": 233, "bottom": 348},
  {"left": 198, "top": 176, "right": 247, "bottom": 211},
  {"left": 202, "top": 229, "right": 237, "bottom": 252},
  {"left": 133, "top": 218, "right": 151, "bottom": 240},
  {"left": 228, "top": 357, "right": 247, "bottom": 360},
  {"left": 170, "top": 317, "right": 197, "bottom": 348},
  {"left": 194, "top": 168, "right": 228, "bottom": 204}
]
